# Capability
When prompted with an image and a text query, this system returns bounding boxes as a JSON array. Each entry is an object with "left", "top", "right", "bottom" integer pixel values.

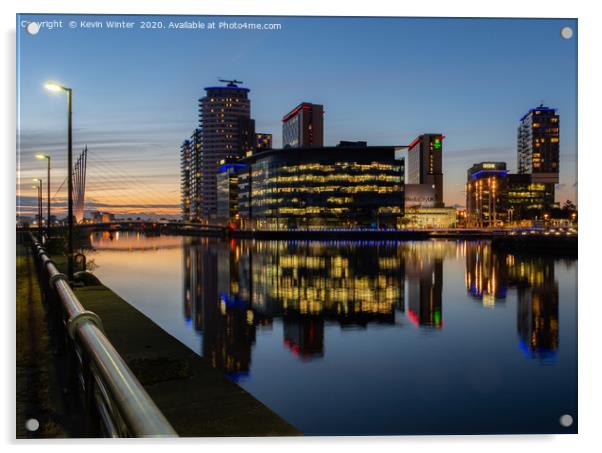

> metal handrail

[{"left": 30, "top": 236, "right": 178, "bottom": 437}]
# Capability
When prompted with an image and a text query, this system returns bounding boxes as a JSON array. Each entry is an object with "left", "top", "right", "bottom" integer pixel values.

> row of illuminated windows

[
  {"left": 244, "top": 270, "right": 403, "bottom": 290},
  {"left": 377, "top": 206, "right": 402, "bottom": 214},
  {"left": 244, "top": 260, "right": 400, "bottom": 282},
  {"left": 533, "top": 123, "right": 556, "bottom": 128},
  {"left": 258, "top": 174, "right": 402, "bottom": 184},
  {"left": 201, "top": 114, "right": 248, "bottom": 121},
  {"left": 534, "top": 139, "right": 560, "bottom": 146},
  {"left": 275, "top": 162, "right": 400, "bottom": 173},
  {"left": 265, "top": 207, "right": 351, "bottom": 215},
  {"left": 469, "top": 190, "right": 551, "bottom": 201},
  {"left": 249, "top": 168, "right": 400, "bottom": 178},
  {"left": 208, "top": 97, "right": 245, "bottom": 102},
  {"left": 284, "top": 294, "right": 399, "bottom": 311},
  {"left": 248, "top": 197, "right": 402, "bottom": 208},
  {"left": 251, "top": 274, "right": 403, "bottom": 295},
  {"left": 508, "top": 194, "right": 552, "bottom": 201},
  {"left": 251, "top": 282, "right": 403, "bottom": 303},
  {"left": 251, "top": 266, "right": 404, "bottom": 289},
  {"left": 242, "top": 257, "right": 404, "bottom": 273},
  {"left": 262, "top": 297, "right": 398, "bottom": 315},
  {"left": 248, "top": 196, "right": 358, "bottom": 205},
  {"left": 207, "top": 103, "right": 243, "bottom": 108},
  {"left": 250, "top": 185, "right": 403, "bottom": 195}
]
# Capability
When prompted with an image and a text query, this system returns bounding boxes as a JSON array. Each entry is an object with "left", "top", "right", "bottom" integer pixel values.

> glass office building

[
  {"left": 466, "top": 162, "right": 508, "bottom": 227},
  {"left": 507, "top": 174, "right": 557, "bottom": 221},
  {"left": 238, "top": 143, "right": 405, "bottom": 230},
  {"left": 216, "top": 159, "right": 246, "bottom": 226}
]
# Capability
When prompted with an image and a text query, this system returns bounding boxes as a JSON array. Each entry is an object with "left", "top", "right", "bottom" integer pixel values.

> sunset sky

[{"left": 17, "top": 15, "right": 577, "bottom": 218}]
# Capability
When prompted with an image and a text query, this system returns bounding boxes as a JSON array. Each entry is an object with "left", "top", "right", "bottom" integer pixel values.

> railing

[{"left": 29, "top": 234, "right": 178, "bottom": 438}]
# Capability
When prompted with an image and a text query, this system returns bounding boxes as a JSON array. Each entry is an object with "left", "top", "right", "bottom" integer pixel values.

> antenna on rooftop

[{"left": 218, "top": 78, "right": 244, "bottom": 87}]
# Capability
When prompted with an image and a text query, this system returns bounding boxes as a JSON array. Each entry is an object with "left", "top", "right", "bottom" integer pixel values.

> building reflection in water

[
  {"left": 465, "top": 242, "right": 559, "bottom": 360},
  {"left": 465, "top": 241, "right": 508, "bottom": 306},
  {"left": 283, "top": 315, "right": 324, "bottom": 360},
  {"left": 182, "top": 237, "right": 559, "bottom": 377},
  {"left": 182, "top": 239, "right": 457, "bottom": 373},
  {"left": 89, "top": 230, "right": 182, "bottom": 251},
  {"left": 510, "top": 255, "right": 559, "bottom": 361},
  {"left": 404, "top": 242, "right": 446, "bottom": 328}
]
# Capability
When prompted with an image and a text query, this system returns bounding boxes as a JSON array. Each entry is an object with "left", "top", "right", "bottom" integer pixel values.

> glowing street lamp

[
  {"left": 32, "top": 178, "right": 43, "bottom": 239},
  {"left": 35, "top": 153, "right": 51, "bottom": 237},
  {"left": 45, "top": 80, "right": 74, "bottom": 280},
  {"left": 44, "top": 81, "right": 64, "bottom": 92}
]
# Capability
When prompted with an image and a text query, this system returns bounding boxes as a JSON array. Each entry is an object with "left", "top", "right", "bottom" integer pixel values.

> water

[{"left": 87, "top": 231, "right": 577, "bottom": 435}]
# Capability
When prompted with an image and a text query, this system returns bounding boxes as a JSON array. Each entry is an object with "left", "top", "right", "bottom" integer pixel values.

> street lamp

[
  {"left": 45, "top": 81, "right": 74, "bottom": 281},
  {"left": 32, "top": 178, "right": 42, "bottom": 239},
  {"left": 36, "top": 153, "right": 51, "bottom": 238}
]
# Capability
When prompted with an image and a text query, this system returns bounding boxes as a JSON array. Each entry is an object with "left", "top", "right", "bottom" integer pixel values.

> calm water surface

[{"left": 88, "top": 231, "right": 577, "bottom": 435}]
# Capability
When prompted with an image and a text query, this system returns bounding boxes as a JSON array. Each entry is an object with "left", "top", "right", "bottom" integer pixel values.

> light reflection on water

[{"left": 88, "top": 231, "right": 577, "bottom": 435}]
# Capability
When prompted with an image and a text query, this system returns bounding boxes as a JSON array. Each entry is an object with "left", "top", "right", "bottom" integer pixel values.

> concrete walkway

[{"left": 73, "top": 281, "right": 301, "bottom": 437}]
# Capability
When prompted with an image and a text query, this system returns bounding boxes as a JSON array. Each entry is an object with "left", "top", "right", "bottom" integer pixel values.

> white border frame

[{"left": 3, "top": 1, "right": 599, "bottom": 452}]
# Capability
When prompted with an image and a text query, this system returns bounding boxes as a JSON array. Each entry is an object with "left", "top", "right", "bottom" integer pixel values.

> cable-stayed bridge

[
  {"left": 49, "top": 146, "right": 184, "bottom": 224},
  {"left": 40, "top": 147, "right": 229, "bottom": 235}
]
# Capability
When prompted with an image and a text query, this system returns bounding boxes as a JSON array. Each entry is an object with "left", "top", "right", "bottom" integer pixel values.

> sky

[{"left": 16, "top": 15, "right": 578, "bottom": 218}]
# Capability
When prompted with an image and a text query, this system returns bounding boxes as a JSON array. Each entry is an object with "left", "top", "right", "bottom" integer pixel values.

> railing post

[
  {"left": 27, "top": 234, "right": 177, "bottom": 438},
  {"left": 74, "top": 253, "right": 87, "bottom": 272},
  {"left": 82, "top": 355, "right": 101, "bottom": 437}
]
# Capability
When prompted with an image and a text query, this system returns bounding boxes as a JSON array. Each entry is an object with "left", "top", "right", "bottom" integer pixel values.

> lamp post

[
  {"left": 35, "top": 153, "right": 51, "bottom": 238},
  {"left": 32, "top": 178, "right": 42, "bottom": 239},
  {"left": 45, "top": 81, "right": 73, "bottom": 281}
]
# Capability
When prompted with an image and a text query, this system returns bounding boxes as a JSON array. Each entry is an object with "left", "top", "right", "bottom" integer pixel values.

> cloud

[{"left": 16, "top": 195, "right": 179, "bottom": 216}]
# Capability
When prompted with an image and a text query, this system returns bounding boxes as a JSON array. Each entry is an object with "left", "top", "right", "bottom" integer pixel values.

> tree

[
  {"left": 562, "top": 200, "right": 577, "bottom": 211},
  {"left": 561, "top": 200, "right": 577, "bottom": 219}
]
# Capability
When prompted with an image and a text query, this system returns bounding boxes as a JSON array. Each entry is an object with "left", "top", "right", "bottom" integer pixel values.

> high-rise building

[
  {"left": 180, "top": 129, "right": 202, "bottom": 221},
  {"left": 516, "top": 105, "right": 560, "bottom": 217},
  {"left": 282, "top": 102, "right": 324, "bottom": 148},
  {"left": 517, "top": 105, "right": 560, "bottom": 184},
  {"left": 196, "top": 81, "right": 252, "bottom": 221},
  {"left": 180, "top": 139, "right": 193, "bottom": 220},
  {"left": 406, "top": 134, "right": 444, "bottom": 207},
  {"left": 466, "top": 162, "right": 508, "bottom": 228}
]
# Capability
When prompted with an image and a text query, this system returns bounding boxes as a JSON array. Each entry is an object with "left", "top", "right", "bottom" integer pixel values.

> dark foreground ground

[
  {"left": 16, "top": 245, "right": 84, "bottom": 438},
  {"left": 16, "top": 243, "right": 300, "bottom": 438}
]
